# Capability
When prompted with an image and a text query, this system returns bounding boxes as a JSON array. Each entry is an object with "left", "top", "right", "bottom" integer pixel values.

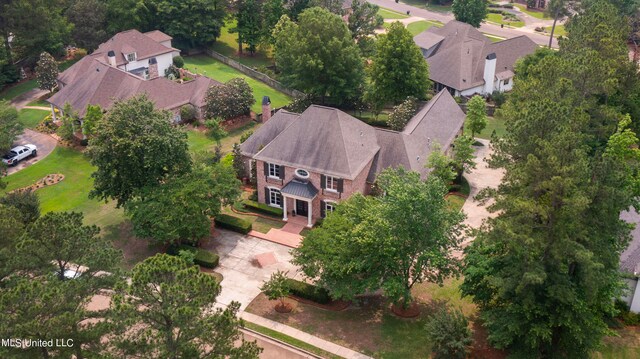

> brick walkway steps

[{"left": 240, "top": 312, "right": 373, "bottom": 359}]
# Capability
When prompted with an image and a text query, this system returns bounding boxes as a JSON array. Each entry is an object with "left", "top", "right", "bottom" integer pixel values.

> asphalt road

[
  {"left": 369, "top": 0, "right": 558, "bottom": 48},
  {"left": 7, "top": 129, "right": 57, "bottom": 175}
]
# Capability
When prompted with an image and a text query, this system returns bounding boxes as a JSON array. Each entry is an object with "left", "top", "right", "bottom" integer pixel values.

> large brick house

[{"left": 240, "top": 89, "right": 465, "bottom": 227}]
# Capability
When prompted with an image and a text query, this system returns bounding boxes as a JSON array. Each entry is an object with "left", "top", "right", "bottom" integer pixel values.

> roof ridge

[
  {"left": 253, "top": 113, "right": 301, "bottom": 158},
  {"left": 403, "top": 90, "right": 447, "bottom": 135},
  {"left": 335, "top": 110, "right": 353, "bottom": 175}
]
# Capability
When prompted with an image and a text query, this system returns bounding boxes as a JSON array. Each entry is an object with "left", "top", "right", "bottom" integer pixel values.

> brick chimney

[
  {"left": 261, "top": 96, "right": 271, "bottom": 122},
  {"left": 107, "top": 50, "right": 116, "bottom": 67},
  {"left": 148, "top": 57, "right": 159, "bottom": 79}
]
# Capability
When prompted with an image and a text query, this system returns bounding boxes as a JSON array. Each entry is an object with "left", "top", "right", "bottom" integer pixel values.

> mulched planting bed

[
  {"left": 288, "top": 295, "right": 351, "bottom": 311},
  {"left": 10, "top": 173, "right": 64, "bottom": 193},
  {"left": 391, "top": 302, "right": 421, "bottom": 318}
]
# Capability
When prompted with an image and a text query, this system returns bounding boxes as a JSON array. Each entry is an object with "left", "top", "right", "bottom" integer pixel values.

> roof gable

[{"left": 94, "top": 29, "right": 177, "bottom": 67}]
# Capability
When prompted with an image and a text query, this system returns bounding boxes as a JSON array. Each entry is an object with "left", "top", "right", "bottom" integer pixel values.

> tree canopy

[
  {"left": 88, "top": 95, "right": 192, "bottom": 207},
  {"left": 273, "top": 8, "right": 365, "bottom": 104},
  {"left": 293, "top": 167, "right": 465, "bottom": 308},
  {"left": 66, "top": 0, "right": 109, "bottom": 51},
  {"left": 366, "top": 22, "right": 430, "bottom": 108},
  {"left": 452, "top": 0, "right": 488, "bottom": 28}
]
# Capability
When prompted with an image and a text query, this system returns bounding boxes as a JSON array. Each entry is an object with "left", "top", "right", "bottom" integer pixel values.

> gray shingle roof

[
  {"left": 621, "top": 209, "right": 640, "bottom": 275},
  {"left": 245, "top": 90, "right": 464, "bottom": 183},
  {"left": 95, "top": 29, "right": 177, "bottom": 67},
  {"left": 144, "top": 30, "right": 173, "bottom": 43},
  {"left": 49, "top": 59, "right": 220, "bottom": 116},
  {"left": 281, "top": 180, "right": 319, "bottom": 199},
  {"left": 414, "top": 21, "right": 537, "bottom": 91},
  {"left": 253, "top": 105, "right": 380, "bottom": 180}
]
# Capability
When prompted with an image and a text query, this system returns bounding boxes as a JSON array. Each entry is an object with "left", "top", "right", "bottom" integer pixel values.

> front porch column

[
  {"left": 283, "top": 195, "right": 288, "bottom": 221},
  {"left": 307, "top": 199, "right": 312, "bottom": 228}
]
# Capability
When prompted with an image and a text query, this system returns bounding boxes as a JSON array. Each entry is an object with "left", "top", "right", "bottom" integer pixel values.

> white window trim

[
  {"left": 268, "top": 163, "right": 281, "bottom": 179},
  {"left": 295, "top": 168, "right": 310, "bottom": 179},
  {"left": 126, "top": 52, "right": 137, "bottom": 62},
  {"left": 325, "top": 175, "right": 339, "bottom": 192},
  {"left": 324, "top": 200, "right": 337, "bottom": 214},
  {"left": 267, "top": 187, "right": 282, "bottom": 208}
]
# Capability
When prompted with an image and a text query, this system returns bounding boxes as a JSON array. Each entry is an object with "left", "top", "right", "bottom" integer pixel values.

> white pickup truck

[{"left": 2, "top": 144, "right": 37, "bottom": 166}]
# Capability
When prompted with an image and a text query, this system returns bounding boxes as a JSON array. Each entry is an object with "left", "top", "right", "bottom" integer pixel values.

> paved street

[
  {"left": 368, "top": 0, "right": 559, "bottom": 47},
  {"left": 7, "top": 129, "right": 57, "bottom": 175}
]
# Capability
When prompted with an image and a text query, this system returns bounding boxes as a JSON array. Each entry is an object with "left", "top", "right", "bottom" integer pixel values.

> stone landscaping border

[{"left": 10, "top": 174, "right": 64, "bottom": 194}]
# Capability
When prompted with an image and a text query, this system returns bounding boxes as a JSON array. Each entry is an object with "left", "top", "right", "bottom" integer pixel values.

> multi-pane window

[
  {"left": 325, "top": 202, "right": 335, "bottom": 213},
  {"left": 268, "top": 163, "right": 281, "bottom": 178},
  {"left": 126, "top": 53, "right": 137, "bottom": 62},
  {"left": 269, "top": 188, "right": 282, "bottom": 207},
  {"left": 326, "top": 175, "right": 338, "bottom": 191}
]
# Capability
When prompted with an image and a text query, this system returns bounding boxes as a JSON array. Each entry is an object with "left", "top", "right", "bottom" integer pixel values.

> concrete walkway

[{"left": 241, "top": 312, "right": 373, "bottom": 359}]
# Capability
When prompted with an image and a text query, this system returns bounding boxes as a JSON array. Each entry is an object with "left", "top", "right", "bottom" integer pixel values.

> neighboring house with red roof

[
  {"left": 413, "top": 21, "right": 538, "bottom": 97},
  {"left": 240, "top": 90, "right": 465, "bottom": 227},
  {"left": 48, "top": 29, "right": 220, "bottom": 123}
]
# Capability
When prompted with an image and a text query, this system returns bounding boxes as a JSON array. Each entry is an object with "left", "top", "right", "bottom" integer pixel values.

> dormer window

[{"left": 126, "top": 52, "right": 137, "bottom": 62}]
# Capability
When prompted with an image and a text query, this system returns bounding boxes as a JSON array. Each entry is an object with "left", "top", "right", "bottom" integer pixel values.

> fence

[{"left": 204, "top": 49, "right": 304, "bottom": 99}]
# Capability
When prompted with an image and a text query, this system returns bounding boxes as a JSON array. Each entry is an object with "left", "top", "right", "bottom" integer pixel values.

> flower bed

[{"left": 10, "top": 174, "right": 64, "bottom": 194}]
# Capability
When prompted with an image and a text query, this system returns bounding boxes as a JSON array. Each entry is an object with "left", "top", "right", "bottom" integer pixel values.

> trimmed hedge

[
  {"left": 243, "top": 199, "right": 284, "bottom": 217},
  {"left": 215, "top": 214, "right": 252, "bottom": 234},
  {"left": 167, "top": 244, "right": 220, "bottom": 268},
  {"left": 285, "top": 278, "right": 331, "bottom": 304}
]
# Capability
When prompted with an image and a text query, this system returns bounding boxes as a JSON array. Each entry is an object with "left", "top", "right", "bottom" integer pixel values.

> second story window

[
  {"left": 268, "top": 163, "right": 281, "bottom": 178},
  {"left": 126, "top": 52, "right": 137, "bottom": 62},
  {"left": 326, "top": 175, "right": 338, "bottom": 192}
]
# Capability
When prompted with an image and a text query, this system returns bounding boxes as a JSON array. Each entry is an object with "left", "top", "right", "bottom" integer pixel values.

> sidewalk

[{"left": 240, "top": 312, "right": 373, "bottom": 359}]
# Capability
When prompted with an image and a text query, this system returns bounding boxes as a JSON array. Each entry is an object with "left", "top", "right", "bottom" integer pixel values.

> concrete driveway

[
  {"left": 203, "top": 230, "right": 301, "bottom": 310},
  {"left": 459, "top": 139, "right": 505, "bottom": 251},
  {"left": 7, "top": 129, "right": 57, "bottom": 175}
]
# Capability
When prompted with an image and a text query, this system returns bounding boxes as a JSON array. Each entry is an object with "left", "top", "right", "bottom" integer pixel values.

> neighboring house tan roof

[
  {"left": 621, "top": 209, "right": 640, "bottom": 276},
  {"left": 94, "top": 29, "right": 178, "bottom": 67},
  {"left": 414, "top": 21, "right": 537, "bottom": 91},
  {"left": 144, "top": 30, "right": 173, "bottom": 43},
  {"left": 49, "top": 59, "right": 220, "bottom": 117},
  {"left": 244, "top": 90, "right": 465, "bottom": 182}
]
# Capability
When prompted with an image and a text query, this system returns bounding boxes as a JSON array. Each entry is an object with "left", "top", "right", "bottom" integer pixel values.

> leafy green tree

[
  {"left": 462, "top": 4, "right": 640, "bottom": 356},
  {"left": 232, "top": 142, "right": 246, "bottom": 178},
  {"left": 261, "top": 0, "right": 286, "bottom": 46},
  {"left": 57, "top": 103, "right": 77, "bottom": 141},
  {"left": 451, "top": 0, "right": 487, "bottom": 28},
  {"left": 261, "top": 270, "right": 291, "bottom": 309},
  {"left": 35, "top": 52, "right": 58, "bottom": 93},
  {"left": 204, "top": 78, "right": 256, "bottom": 120},
  {"left": 273, "top": 8, "right": 364, "bottom": 104},
  {"left": 285, "top": 0, "right": 312, "bottom": 20},
  {"left": 366, "top": 22, "right": 430, "bottom": 109},
  {"left": 0, "top": 44, "right": 19, "bottom": 90},
  {"left": 109, "top": 254, "right": 262, "bottom": 358},
  {"left": 0, "top": 100, "right": 21, "bottom": 153},
  {"left": 347, "top": 0, "right": 383, "bottom": 55},
  {"left": 545, "top": 0, "right": 577, "bottom": 47},
  {"left": 451, "top": 135, "right": 476, "bottom": 177},
  {"left": 425, "top": 304, "right": 473, "bottom": 359},
  {"left": 88, "top": 95, "right": 192, "bottom": 207},
  {"left": 151, "top": 0, "right": 227, "bottom": 48},
  {"left": 233, "top": 0, "right": 263, "bottom": 55},
  {"left": 465, "top": 95, "right": 487, "bottom": 139},
  {"left": 427, "top": 143, "right": 456, "bottom": 185},
  {"left": 387, "top": 96, "right": 418, "bottom": 131},
  {"left": 0, "top": 204, "right": 23, "bottom": 284},
  {"left": 1, "top": 211, "right": 122, "bottom": 359},
  {"left": 82, "top": 104, "right": 103, "bottom": 138},
  {"left": 4, "top": 0, "right": 72, "bottom": 59},
  {"left": 0, "top": 190, "right": 39, "bottom": 225},
  {"left": 66, "top": 0, "right": 108, "bottom": 51},
  {"left": 205, "top": 118, "right": 228, "bottom": 144},
  {"left": 105, "top": 0, "right": 150, "bottom": 34},
  {"left": 293, "top": 168, "right": 465, "bottom": 308},
  {"left": 126, "top": 163, "right": 241, "bottom": 246}
]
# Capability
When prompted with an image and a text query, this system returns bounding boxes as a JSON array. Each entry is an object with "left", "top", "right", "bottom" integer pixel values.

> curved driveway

[{"left": 7, "top": 129, "right": 57, "bottom": 175}]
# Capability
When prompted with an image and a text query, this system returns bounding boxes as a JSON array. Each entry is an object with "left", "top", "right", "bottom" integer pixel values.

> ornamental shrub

[
  {"left": 214, "top": 214, "right": 252, "bottom": 234},
  {"left": 285, "top": 278, "right": 331, "bottom": 304},
  {"left": 387, "top": 96, "right": 418, "bottom": 131},
  {"left": 204, "top": 78, "right": 255, "bottom": 120},
  {"left": 180, "top": 104, "right": 197, "bottom": 124},
  {"left": 173, "top": 56, "right": 185, "bottom": 68}
]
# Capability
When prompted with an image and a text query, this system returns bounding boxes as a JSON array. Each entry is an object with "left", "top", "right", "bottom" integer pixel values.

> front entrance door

[{"left": 295, "top": 199, "right": 308, "bottom": 216}]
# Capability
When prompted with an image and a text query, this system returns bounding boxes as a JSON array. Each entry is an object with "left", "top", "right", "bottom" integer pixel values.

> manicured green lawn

[
  {"left": 27, "top": 99, "right": 50, "bottom": 107},
  {"left": 187, "top": 121, "right": 260, "bottom": 154},
  {"left": 1, "top": 146, "right": 125, "bottom": 229},
  {"left": 486, "top": 13, "right": 524, "bottom": 28},
  {"left": 545, "top": 24, "right": 566, "bottom": 37},
  {"left": 406, "top": 21, "right": 439, "bottom": 35},
  {"left": 18, "top": 108, "right": 48, "bottom": 129},
  {"left": 484, "top": 33, "right": 506, "bottom": 42},
  {"left": 210, "top": 19, "right": 274, "bottom": 68},
  {"left": 465, "top": 115, "right": 506, "bottom": 140},
  {"left": 0, "top": 79, "right": 38, "bottom": 101},
  {"left": 445, "top": 193, "right": 466, "bottom": 211},
  {"left": 514, "top": 4, "right": 551, "bottom": 19},
  {"left": 183, "top": 55, "right": 292, "bottom": 114},
  {"left": 378, "top": 7, "right": 409, "bottom": 19}
]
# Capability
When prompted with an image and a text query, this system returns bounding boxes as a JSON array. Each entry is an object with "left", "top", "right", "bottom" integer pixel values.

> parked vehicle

[{"left": 2, "top": 144, "right": 37, "bottom": 166}]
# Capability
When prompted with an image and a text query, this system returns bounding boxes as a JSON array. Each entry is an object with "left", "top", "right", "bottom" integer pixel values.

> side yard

[{"left": 183, "top": 55, "right": 292, "bottom": 114}]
